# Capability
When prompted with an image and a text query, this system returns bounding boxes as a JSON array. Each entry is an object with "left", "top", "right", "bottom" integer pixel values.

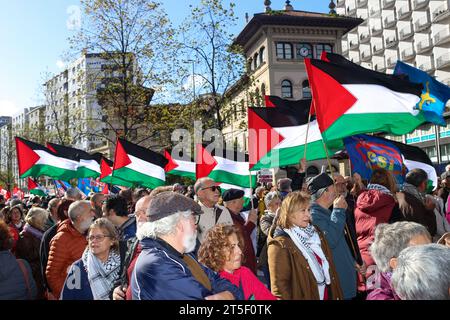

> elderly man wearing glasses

[
  {"left": 131, "top": 192, "right": 243, "bottom": 300},
  {"left": 194, "top": 177, "right": 234, "bottom": 243}
]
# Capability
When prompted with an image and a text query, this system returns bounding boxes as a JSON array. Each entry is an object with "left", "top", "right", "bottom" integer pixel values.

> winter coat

[
  {"left": 229, "top": 210, "right": 257, "bottom": 274},
  {"left": 131, "top": 237, "right": 243, "bottom": 300},
  {"left": 257, "top": 211, "right": 276, "bottom": 269},
  {"left": 39, "top": 222, "right": 59, "bottom": 292},
  {"left": 310, "top": 203, "right": 357, "bottom": 299},
  {"left": 197, "top": 202, "right": 233, "bottom": 243},
  {"left": 60, "top": 259, "right": 93, "bottom": 300},
  {"left": 119, "top": 216, "right": 137, "bottom": 241},
  {"left": 354, "top": 189, "right": 396, "bottom": 267},
  {"left": 397, "top": 191, "right": 437, "bottom": 236},
  {"left": 267, "top": 226, "right": 343, "bottom": 300},
  {"left": 366, "top": 271, "right": 400, "bottom": 300},
  {"left": 45, "top": 219, "right": 87, "bottom": 298},
  {"left": 0, "top": 250, "right": 37, "bottom": 300}
]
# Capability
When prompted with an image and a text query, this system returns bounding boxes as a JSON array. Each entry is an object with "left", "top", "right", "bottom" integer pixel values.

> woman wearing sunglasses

[{"left": 60, "top": 218, "right": 121, "bottom": 300}]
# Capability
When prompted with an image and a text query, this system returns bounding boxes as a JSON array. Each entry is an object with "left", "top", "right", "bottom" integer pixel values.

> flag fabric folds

[
  {"left": 164, "top": 150, "right": 196, "bottom": 180},
  {"left": 28, "top": 178, "right": 47, "bottom": 196},
  {"left": 99, "top": 157, "right": 134, "bottom": 188}
]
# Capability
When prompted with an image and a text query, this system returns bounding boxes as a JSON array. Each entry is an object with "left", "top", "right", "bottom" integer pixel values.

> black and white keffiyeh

[
  {"left": 367, "top": 183, "right": 393, "bottom": 196},
  {"left": 82, "top": 248, "right": 120, "bottom": 300},
  {"left": 284, "top": 224, "right": 331, "bottom": 299}
]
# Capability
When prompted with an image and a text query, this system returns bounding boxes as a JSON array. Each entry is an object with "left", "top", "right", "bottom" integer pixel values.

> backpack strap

[{"left": 17, "top": 259, "right": 32, "bottom": 300}]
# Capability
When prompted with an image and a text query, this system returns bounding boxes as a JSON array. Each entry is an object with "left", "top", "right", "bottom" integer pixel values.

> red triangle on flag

[
  {"left": 113, "top": 139, "right": 132, "bottom": 170},
  {"left": 264, "top": 95, "right": 276, "bottom": 108},
  {"left": 46, "top": 143, "right": 57, "bottom": 153},
  {"left": 305, "top": 58, "right": 357, "bottom": 132},
  {"left": 248, "top": 108, "right": 285, "bottom": 169},
  {"left": 101, "top": 183, "right": 109, "bottom": 194},
  {"left": 100, "top": 158, "right": 113, "bottom": 179},
  {"left": 15, "top": 137, "right": 40, "bottom": 176},
  {"left": 164, "top": 150, "right": 179, "bottom": 172},
  {"left": 28, "top": 178, "right": 38, "bottom": 190},
  {"left": 195, "top": 144, "right": 217, "bottom": 179}
]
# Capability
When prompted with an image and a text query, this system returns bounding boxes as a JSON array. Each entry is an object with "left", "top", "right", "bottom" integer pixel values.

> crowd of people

[{"left": 0, "top": 161, "right": 449, "bottom": 300}]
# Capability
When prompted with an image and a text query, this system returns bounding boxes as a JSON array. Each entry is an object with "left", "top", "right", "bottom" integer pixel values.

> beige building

[{"left": 222, "top": 1, "right": 362, "bottom": 177}]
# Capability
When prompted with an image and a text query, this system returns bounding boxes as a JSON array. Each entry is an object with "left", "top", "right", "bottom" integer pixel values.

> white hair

[
  {"left": 370, "top": 222, "right": 431, "bottom": 273},
  {"left": 25, "top": 207, "right": 49, "bottom": 229},
  {"left": 65, "top": 187, "right": 83, "bottom": 200},
  {"left": 137, "top": 210, "right": 191, "bottom": 241},
  {"left": 68, "top": 200, "right": 91, "bottom": 223},
  {"left": 194, "top": 177, "right": 215, "bottom": 194},
  {"left": 264, "top": 191, "right": 280, "bottom": 207},
  {"left": 391, "top": 244, "right": 450, "bottom": 300}
]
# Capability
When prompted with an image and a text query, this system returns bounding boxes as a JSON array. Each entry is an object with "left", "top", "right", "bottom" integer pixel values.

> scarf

[
  {"left": 82, "top": 248, "right": 120, "bottom": 300},
  {"left": 401, "top": 182, "right": 426, "bottom": 203},
  {"left": 23, "top": 223, "right": 44, "bottom": 240},
  {"left": 284, "top": 224, "right": 330, "bottom": 300},
  {"left": 367, "top": 183, "right": 392, "bottom": 196}
]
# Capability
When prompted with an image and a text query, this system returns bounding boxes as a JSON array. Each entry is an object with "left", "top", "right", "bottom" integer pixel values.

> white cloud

[
  {"left": 0, "top": 100, "right": 23, "bottom": 117},
  {"left": 56, "top": 60, "right": 66, "bottom": 69},
  {"left": 66, "top": 5, "right": 81, "bottom": 30},
  {"left": 183, "top": 74, "right": 207, "bottom": 92}
]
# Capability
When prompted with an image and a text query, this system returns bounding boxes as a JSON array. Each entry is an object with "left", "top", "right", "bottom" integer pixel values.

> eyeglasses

[
  {"left": 200, "top": 185, "right": 221, "bottom": 192},
  {"left": 87, "top": 234, "right": 111, "bottom": 242},
  {"left": 194, "top": 215, "right": 200, "bottom": 225}
]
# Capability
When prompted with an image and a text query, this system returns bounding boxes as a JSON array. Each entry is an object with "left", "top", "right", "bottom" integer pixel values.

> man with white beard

[{"left": 131, "top": 192, "right": 243, "bottom": 300}]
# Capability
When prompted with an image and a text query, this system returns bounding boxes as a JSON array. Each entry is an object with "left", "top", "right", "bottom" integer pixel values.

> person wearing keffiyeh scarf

[{"left": 60, "top": 218, "right": 121, "bottom": 300}]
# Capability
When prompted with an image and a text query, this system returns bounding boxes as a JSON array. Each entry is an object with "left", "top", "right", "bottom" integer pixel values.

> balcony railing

[
  {"left": 361, "top": 49, "right": 372, "bottom": 61},
  {"left": 371, "top": 26, "right": 383, "bottom": 36},
  {"left": 383, "top": 0, "right": 395, "bottom": 9},
  {"left": 384, "top": 15, "right": 396, "bottom": 28},
  {"left": 348, "top": 6, "right": 357, "bottom": 16},
  {"left": 373, "top": 43, "right": 385, "bottom": 55},
  {"left": 370, "top": 7, "right": 381, "bottom": 17},
  {"left": 433, "top": 3, "right": 449, "bottom": 22},
  {"left": 418, "top": 60, "right": 435, "bottom": 73},
  {"left": 386, "top": 57, "right": 397, "bottom": 68},
  {"left": 337, "top": 0, "right": 345, "bottom": 8},
  {"left": 434, "top": 27, "right": 450, "bottom": 46},
  {"left": 357, "top": 0, "right": 368, "bottom": 8},
  {"left": 436, "top": 54, "right": 450, "bottom": 69},
  {"left": 360, "top": 33, "right": 370, "bottom": 43},
  {"left": 374, "top": 62, "right": 386, "bottom": 72},
  {"left": 385, "top": 36, "right": 398, "bottom": 48},
  {"left": 401, "top": 48, "right": 416, "bottom": 61},
  {"left": 349, "top": 40, "right": 359, "bottom": 49},
  {"left": 399, "top": 25, "right": 414, "bottom": 40},
  {"left": 416, "top": 38, "right": 433, "bottom": 54},
  {"left": 415, "top": 16, "right": 431, "bottom": 32},
  {"left": 398, "top": 5, "right": 412, "bottom": 20},
  {"left": 413, "top": 0, "right": 430, "bottom": 10}
]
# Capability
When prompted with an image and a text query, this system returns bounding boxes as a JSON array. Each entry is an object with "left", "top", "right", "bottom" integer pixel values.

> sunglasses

[{"left": 200, "top": 185, "right": 221, "bottom": 192}]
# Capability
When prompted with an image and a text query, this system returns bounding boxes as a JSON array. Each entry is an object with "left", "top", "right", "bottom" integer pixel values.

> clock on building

[{"left": 297, "top": 43, "right": 312, "bottom": 58}]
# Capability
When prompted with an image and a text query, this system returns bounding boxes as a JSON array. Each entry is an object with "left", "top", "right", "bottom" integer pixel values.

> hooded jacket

[{"left": 0, "top": 250, "right": 37, "bottom": 300}]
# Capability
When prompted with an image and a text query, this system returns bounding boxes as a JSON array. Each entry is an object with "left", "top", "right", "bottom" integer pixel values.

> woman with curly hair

[{"left": 198, "top": 224, "right": 276, "bottom": 300}]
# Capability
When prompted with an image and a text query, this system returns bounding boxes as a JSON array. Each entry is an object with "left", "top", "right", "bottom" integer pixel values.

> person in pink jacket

[{"left": 198, "top": 224, "right": 276, "bottom": 300}]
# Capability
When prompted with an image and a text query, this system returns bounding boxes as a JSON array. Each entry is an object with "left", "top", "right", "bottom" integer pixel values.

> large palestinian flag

[
  {"left": 15, "top": 137, "right": 79, "bottom": 180},
  {"left": 305, "top": 54, "right": 426, "bottom": 146},
  {"left": 99, "top": 157, "right": 133, "bottom": 188},
  {"left": 112, "top": 138, "right": 167, "bottom": 189},
  {"left": 47, "top": 142, "right": 101, "bottom": 178},
  {"left": 248, "top": 99, "right": 335, "bottom": 170},
  {"left": 164, "top": 150, "right": 196, "bottom": 180},
  {"left": 196, "top": 144, "right": 256, "bottom": 188}
]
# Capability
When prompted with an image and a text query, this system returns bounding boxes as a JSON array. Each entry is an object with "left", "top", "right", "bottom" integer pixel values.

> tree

[{"left": 179, "top": 0, "right": 247, "bottom": 131}]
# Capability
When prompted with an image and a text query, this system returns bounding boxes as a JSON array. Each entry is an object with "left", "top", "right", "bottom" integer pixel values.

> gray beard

[{"left": 183, "top": 231, "right": 198, "bottom": 253}]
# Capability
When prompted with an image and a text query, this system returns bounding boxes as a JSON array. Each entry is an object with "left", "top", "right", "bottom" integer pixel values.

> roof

[{"left": 233, "top": 10, "right": 363, "bottom": 47}]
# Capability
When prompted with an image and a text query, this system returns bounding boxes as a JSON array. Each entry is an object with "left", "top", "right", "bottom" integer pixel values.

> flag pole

[{"left": 321, "top": 139, "right": 335, "bottom": 179}]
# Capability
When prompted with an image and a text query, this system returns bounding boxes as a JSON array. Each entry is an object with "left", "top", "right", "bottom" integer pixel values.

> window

[
  {"left": 276, "top": 42, "right": 293, "bottom": 59},
  {"left": 314, "top": 44, "right": 333, "bottom": 59},
  {"left": 254, "top": 53, "right": 259, "bottom": 70},
  {"left": 259, "top": 47, "right": 265, "bottom": 65},
  {"left": 281, "top": 80, "right": 293, "bottom": 98},
  {"left": 302, "top": 80, "right": 312, "bottom": 99},
  {"left": 296, "top": 43, "right": 313, "bottom": 59}
]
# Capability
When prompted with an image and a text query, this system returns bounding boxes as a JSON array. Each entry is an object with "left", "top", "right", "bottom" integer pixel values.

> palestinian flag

[
  {"left": 99, "top": 157, "right": 133, "bottom": 188},
  {"left": 164, "top": 150, "right": 196, "bottom": 180},
  {"left": 47, "top": 142, "right": 101, "bottom": 178},
  {"left": 248, "top": 99, "right": 335, "bottom": 170},
  {"left": 196, "top": 144, "right": 256, "bottom": 188},
  {"left": 112, "top": 138, "right": 167, "bottom": 189},
  {"left": 28, "top": 178, "right": 47, "bottom": 196},
  {"left": 15, "top": 137, "right": 79, "bottom": 180},
  {"left": 305, "top": 54, "right": 426, "bottom": 146}
]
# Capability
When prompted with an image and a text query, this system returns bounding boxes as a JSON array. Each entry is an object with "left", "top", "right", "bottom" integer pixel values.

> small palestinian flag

[
  {"left": 164, "top": 150, "right": 196, "bottom": 180},
  {"left": 219, "top": 183, "right": 253, "bottom": 208},
  {"left": 196, "top": 144, "right": 256, "bottom": 188},
  {"left": 305, "top": 54, "right": 426, "bottom": 145},
  {"left": 112, "top": 138, "right": 168, "bottom": 189},
  {"left": 248, "top": 99, "right": 335, "bottom": 170},
  {"left": 28, "top": 178, "right": 47, "bottom": 196},
  {"left": 99, "top": 157, "right": 133, "bottom": 188},
  {"left": 15, "top": 137, "right": 79, "bottom": 180}
]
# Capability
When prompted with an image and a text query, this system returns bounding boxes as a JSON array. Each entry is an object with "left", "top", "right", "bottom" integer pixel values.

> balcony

[
  {"left": 436, "top": 54, "right": 450, "bottom": 69},
  {"left": 337, "top": 0, "right": 345, "bottom": 8},
  {"left": 384, "top": 15, "right": 396, "bottom": 29},
  {"left": 399, "top": 24, "right": 414, "bottom": 40},
  {"left": 416, "top": 38, "right": 433, "bottom": 54},
  {"left": 418, "top": 60, "right": 435, "bottom": 74},
  {"left": 401, "top": 48, "right": 416, "bottom": 62},
  {"left": 385, "top": 36, "right": 398, "bottom": 48},
  {"left": 434, "top": 27, "right": 450, "bottom": 46},
  {"left": 361, "top": 49, "right": 372, "bottom": 62},
  {"left": 433, "top": 3, "right": 450, "bottom": 22},
  {"left": 350, "top": 56, "right": 361, "bottom": 64},
  {"left": 348, "top": 6, "right": 357, "bottom": 16},
  {"left": 398, "top": 5, "right": 412, "bottom": 20},
  {"left": 357, "top": 0, "right": 368, "bottom": 8},
  {"left": 387, "top": 57, "right": 397, "bottom": 69},
  {"left": 414, "top": 16, "right": 431, "bottom": 32},
  {"left": 382, "top": 0, "right": 395, "bottom": 10},
  {"left": 360, "top": 32, "right": 370, "bottom": 44},
  {"left": 349, "top": 40, "right": 359, "bottom": 50},
  {"left": 373, "top": 43, "right": 385, "bottom": 55},
  {"left": 342, "top": 47, "right": 349, "bottom": 56},
  {"left": 371, "top": 26, "right": 383, "bottom": 36},
  {"left": 374, "top": 61, "right": 386, "bottom": 72},
  {"left": 413, "top": 0, "right": 430, "bottom": 11},
  {"left": 370, "top": 7, "right": 381, "bottom": 17}
]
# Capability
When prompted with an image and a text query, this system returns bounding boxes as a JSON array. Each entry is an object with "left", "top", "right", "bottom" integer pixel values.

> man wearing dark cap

[
  {"left": 222, "top": 189, "right": 258, "bottom": 274},
  {"left": 131, "top": 192, "right": 243, "bottom": 300},
  {"left": 307, "top": 173, "right": 357, "bottom": 300}
]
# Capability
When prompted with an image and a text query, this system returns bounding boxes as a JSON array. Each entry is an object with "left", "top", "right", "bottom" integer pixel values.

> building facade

[{"left": 0, "top": 117, "right": 12, "bottom": 190}]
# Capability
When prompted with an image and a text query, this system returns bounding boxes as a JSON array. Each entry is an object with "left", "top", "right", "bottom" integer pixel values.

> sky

[{"left": 0, "top": 0, "right": 327, "bottom": 118}]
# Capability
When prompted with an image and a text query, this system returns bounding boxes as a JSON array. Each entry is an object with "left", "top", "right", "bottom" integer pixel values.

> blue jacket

[
  {"left": 0, "top": 251, "right": 37, "bottom": 300},
  {"left": 310, "top": 203, "right": 357, "bottom": 299},
  {"left": 131, "top": 238, "right": 244, "bottom": 300},
  {"left": 120, "top": 217, "right": 137, "bottom": 241},
  {"left": 60, "top": 259, "right": 94, "bottom": 300}
]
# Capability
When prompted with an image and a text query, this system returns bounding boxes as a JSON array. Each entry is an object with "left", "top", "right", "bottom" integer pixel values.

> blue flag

[
  {"left": 394, "top": 61, "right": 450, "bottom": 126},
  {"left": 77, "top": 178, "right": 102, "bottom": 197},
  {"left": 344, "top": 134, "right": 407, "bottom": 184}
]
